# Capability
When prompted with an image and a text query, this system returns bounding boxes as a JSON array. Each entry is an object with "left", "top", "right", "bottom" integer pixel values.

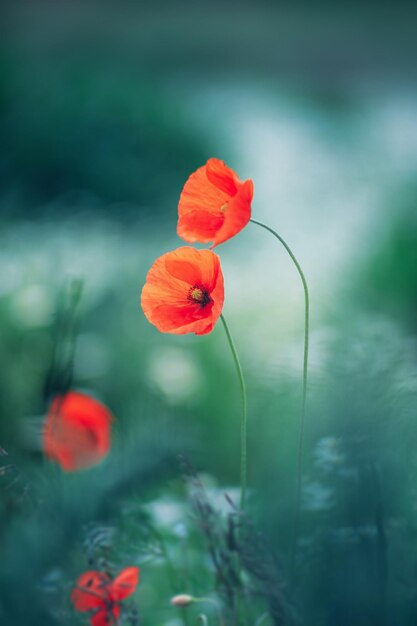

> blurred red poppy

[
  {"left": 71, "top": 567, "right": 139, "bottom": 626},
  {"left": 177, "top": 158, "right": 254, "bottom": 247},
  {"left": 43, "top": 391, "right": 112, "bottom": 471},
  {"left": 141, "top": 246, "right": 224, "bottom": 335}
]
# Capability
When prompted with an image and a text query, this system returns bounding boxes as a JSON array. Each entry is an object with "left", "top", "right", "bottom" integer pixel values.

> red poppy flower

[
  {"left": 177, "top": 158, "right": 254, "bottom": 247},
  {"left": 141, "top": 246, "right": 224, "bottom": 335},
  {"left": 43, "top": 391, "right": 113, "bottom": 472},
  {"left": 71, "top": 567, "right": 139, "bottom": 626}
]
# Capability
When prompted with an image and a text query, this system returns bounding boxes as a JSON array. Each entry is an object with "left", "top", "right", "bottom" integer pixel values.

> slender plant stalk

[
  {"left": 193, "top": 598, "right": 224, "bottom": 626},
  {"left": 249, "top": 218, "right": 310, "bottom": 571},
  {"left": 220, "top": 314, "right": 247, "bottom": 510}
]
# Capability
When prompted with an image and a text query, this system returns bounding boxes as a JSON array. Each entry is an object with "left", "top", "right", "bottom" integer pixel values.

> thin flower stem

[
  {"left": 249, "top": 218, "right": 310, "bottom": 572},
  {"left": 193, "top": 598, "right": 224, "bottom": 626},
  {"left": 220, "top": 314, "right": 247, "bottom": 510}
]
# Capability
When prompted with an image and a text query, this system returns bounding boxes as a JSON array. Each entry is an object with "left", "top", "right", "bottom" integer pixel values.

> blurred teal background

[{"left": 0, "top": 2, "right": 417, "bottom": 625}]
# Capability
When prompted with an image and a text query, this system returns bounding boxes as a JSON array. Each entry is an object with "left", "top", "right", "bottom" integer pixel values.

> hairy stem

[{"left": 220, "top": 314, "right": 247, "bottom": 510}]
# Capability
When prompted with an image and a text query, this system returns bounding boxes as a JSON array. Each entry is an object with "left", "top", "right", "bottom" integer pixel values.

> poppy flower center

[
  {"left": 188, "top": 285, "right": 212, "bottom": 307},
  {"left": 220, "top": 202, "right": 228, "bottom": 213}
]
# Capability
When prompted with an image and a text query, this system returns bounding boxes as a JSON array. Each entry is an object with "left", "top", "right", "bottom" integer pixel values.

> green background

[{"left": 0, "top": 2, "right": 416, "bottom": 625}]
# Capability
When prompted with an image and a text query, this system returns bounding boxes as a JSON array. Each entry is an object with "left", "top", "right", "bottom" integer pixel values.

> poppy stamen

[{"left": 188, "top": 285, "right": 212, "bottom": 307}]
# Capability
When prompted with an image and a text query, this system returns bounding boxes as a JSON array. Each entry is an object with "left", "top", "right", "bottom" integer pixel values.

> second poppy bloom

[
  {"left": 141, "top": 246, "right": 224, "bottom": 335},
  {"left": 177, "top": 158, "right": 254, "bottom": 247},
  {"left": 71, "top": 567, "right": 139, "bottom": 626},
  {"left": 43, "top": 391, "right": 113, "bottom": 472}
]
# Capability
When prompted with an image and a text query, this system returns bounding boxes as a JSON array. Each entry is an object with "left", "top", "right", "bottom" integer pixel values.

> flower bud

[{"left": 171, "top": 594, "right": 194, "bottom": 607}]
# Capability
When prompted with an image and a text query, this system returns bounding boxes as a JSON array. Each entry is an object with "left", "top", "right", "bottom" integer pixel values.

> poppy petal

[
  {"left": 90, "top": 605, "right": 120, "bottom": 626},
  {"left": 142, "top": 302, "right": 214, "bottom": 334},
  {"left": 177, "top": 209, "right": 224, "bottom": 244},
  {"left": 71, "top": 571, "right": 110, "bottom": 612},
  {"left": 110, "top": 566, "right": 140, "bottom": 602},
  {"left": 206, "top": 158, "right": 239, "bottom": 196},
  {"left": 165, "top": 247, "right": 220, "bottom": 293},
  {"left": 212, "top": 179, "right": 254, "bottom": 248},
  {"left": 177, "top": 165, "right": 227, "bottom": 243},
  {"left": 164, "top": 246, "right": 207, "bottom": 286},
  {"left": 201, "top": 272, "right": 225, "bottom": 335},
  {"left": 43, "top": 392, "right": 113, "bottom": 472}
]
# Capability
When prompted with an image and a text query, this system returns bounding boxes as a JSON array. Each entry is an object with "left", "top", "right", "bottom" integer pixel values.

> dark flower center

[{"left": 188, "top": 284, "right": 212, "bottom": 307}]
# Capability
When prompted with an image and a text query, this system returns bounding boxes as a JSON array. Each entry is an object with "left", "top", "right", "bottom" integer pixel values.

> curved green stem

[
  {"left": 193, "top": 598, "right": 224, "bottom": 626},
  {"left": 220, "top": 314, "right": 247, "bottom": 510},
  {"left": 249, "top": 218, "right": 310, "bottom": 568}
]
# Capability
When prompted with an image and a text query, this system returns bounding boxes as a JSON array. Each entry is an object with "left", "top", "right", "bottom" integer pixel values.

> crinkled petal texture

[
  {"left": 43, "top": 391, "right": 113, "bottom": 471},
  {"left": 110, "top": 567, "right": 140, "bottom": 602},
  {"left": 141, "top": 246, "right": 224, "bottom": 335},
  {"left": 71, "top": 571, "right": 110, "bottom": 612},
  {"left": 177, "top": 158, "right": 254, "bottom": 247}
]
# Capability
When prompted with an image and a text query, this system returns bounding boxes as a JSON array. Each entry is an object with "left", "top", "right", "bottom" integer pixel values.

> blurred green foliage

[
  {"left": 357, "top": 185, "right": 417, "bottom": 333},
  {"left": 1, "top": 1, "right": 417, "bottom": 626},
  {"left": 0, "top": 62, "right": 209, "bottom": 217}
]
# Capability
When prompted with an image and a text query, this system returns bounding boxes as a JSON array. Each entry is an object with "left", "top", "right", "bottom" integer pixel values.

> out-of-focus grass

[
  {"left": 1, "top": 1, "right": 417, "bottom": 625},
  {"left": 355, "top": 186, "right": 417, "bottom": 333},
  {"left": 1, "top": 207, "right": 416, "bottom": 624}
]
